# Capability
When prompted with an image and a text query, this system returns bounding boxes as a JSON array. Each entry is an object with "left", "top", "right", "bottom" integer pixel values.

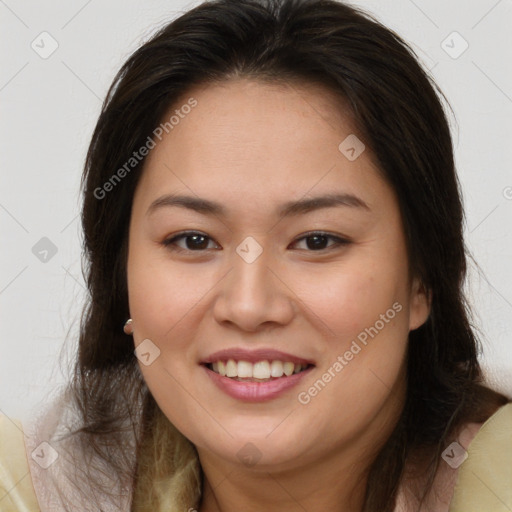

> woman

[{"left": 1, "top": 0, "right": 511, "bottom": 510}]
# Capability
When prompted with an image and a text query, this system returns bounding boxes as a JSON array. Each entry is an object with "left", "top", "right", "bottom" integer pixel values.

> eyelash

[{"left": 161, "top": 231, "right": 351, "bottom": 254}]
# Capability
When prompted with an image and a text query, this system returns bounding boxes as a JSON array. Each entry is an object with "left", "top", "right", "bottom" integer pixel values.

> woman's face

[{"left": 126, "top": 78, "right": 430, "bottom": 472}]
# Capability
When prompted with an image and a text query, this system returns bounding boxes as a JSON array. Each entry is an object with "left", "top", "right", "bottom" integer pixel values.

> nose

[{"left": 212, "top": 241, "right": 295, "bottom": 333}]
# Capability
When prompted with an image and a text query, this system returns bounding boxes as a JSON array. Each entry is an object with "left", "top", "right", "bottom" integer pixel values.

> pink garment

[{"left": 22, "top": 388, "right": 136, "bottom": 511}]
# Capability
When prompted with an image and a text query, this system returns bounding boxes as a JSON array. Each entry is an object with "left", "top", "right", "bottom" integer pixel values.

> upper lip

[{"left": 201, "top": 348, "right": 315, "bottom": 366}]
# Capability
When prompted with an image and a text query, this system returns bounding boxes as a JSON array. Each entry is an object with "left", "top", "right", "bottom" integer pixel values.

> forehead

[
  {"left": 181, "top": 77, "right": 352, "bottom": 128},
  {"left": 135, "top": 78, "right": 388, "bottom": 215},
  {"left": 159, "top": 78, "right": 355, "bottom": 158}
]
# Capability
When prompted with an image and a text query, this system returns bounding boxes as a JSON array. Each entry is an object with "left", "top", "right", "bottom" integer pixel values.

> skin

[{"left": 126, "top": 78, "right": 431, "bottom": 511}]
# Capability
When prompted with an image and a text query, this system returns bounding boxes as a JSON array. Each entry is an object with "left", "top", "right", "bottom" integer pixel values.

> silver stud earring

[{"left": 123, "top": 318, "right": 133, "bottom": 335}]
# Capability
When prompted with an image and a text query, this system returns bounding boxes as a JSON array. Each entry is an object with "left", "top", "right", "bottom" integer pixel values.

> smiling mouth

[{"left": 204, "top": 359, "right": 313, "bottom": 381}]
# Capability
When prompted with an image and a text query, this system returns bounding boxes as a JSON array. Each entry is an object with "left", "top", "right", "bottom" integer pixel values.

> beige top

[{"left": 1, "top": 403, "right": 511, "bottom": 511}]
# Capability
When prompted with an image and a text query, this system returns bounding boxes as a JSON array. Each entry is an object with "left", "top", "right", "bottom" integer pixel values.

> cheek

[
  {"left": 126, "top": 250, "right": 214, "bottom": 432},
  {"left": 296, "top": 258, "right": 406, "bottom": 342},
  {"left": 127, "top": 247, "right": 211, "bottom": 337},
  {"left": 294, "top": 259, "right": 409, "bottom": 412},
  {"left": 296, "top": 273, "right": 409, "bottom": 444}
]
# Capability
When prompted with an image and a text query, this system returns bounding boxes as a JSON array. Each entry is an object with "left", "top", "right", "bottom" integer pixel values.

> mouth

[
  {"left": 201, "top": 350, "right": 315, "bottom": 402},
  {"left": 204, "top": 359, "right": 314, "bottom": 382}
]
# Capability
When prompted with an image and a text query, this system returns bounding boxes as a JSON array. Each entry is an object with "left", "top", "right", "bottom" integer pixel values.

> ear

[{"left": 408, "top": 277, "right": 431, "bottom": 331}]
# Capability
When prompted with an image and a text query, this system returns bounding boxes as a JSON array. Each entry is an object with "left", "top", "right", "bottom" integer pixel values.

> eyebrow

[{"left": 146, "top": 192, "right": 370, "bottom": 218}]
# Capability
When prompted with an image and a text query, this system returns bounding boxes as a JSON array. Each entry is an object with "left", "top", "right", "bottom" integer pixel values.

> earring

[{"left": 123, "top": 318, "right": 133, "bottom": 335}]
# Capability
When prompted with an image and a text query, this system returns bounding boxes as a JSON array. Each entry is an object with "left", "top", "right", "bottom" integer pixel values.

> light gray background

[{"left": 1, "top": 0, "right": 511, "bottom": 423}]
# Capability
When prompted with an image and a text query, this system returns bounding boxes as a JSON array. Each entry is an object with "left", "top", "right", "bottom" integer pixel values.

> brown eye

[
  {"left": 162, "top": 232, "right": 219, "bottom": 251},
  {"left": 162, "top": 230, "right": 350, "bottom": 254},
  {"left": 291, "top": 232, "right": 350, "bottom": 251}
]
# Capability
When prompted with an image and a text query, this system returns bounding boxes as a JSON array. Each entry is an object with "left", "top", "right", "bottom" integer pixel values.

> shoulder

[
  {"left": 394, "top": 403, "right": 512, "bottom": 512},
  {"left": 0, "top": 414, "right": 40, "bottom": 511},
  {"left": 449, "top": 402, "right": 512, "bottom": 512}
]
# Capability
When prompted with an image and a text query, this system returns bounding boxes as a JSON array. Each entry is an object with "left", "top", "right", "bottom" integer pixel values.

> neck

[
  {"left": 198, "top": 446, "right": 370, "bottom": 512},
  {"left": 197, "top": 385, "right": 405, "bottom": 512}
]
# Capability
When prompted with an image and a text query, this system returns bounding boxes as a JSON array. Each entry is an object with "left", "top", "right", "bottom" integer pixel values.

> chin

[{"left": 203, "top": 428, "right": 311, "bottom": 469}]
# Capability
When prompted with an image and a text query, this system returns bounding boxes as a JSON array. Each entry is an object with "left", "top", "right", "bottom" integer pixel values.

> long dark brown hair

[{"left": 65, "top": 0, "right": 509, "bottom": 510}]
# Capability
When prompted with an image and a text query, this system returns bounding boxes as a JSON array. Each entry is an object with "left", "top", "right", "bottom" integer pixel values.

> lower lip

[{"left": 203, "top": 365, "right": 314, "bottom": 402}]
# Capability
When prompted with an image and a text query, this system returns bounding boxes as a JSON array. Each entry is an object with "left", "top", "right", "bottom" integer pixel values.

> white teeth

[
  {"left": 270, "top": 360, "right": 284, "bottom": 377},
  {"left": 209, "top": 359, "right": 307, "bottom": 379},
  {"left": 225, "top": 359, "right": 237, "bottom": 377},
  {"left": 253, "top": 361, "right": 270, "bottom": 379},
  {"left": 283, "top": 362, "right": 295, "bottom": 376},
  {"left": 237, "top": 360, "right": 252, "bottom": 378}
]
